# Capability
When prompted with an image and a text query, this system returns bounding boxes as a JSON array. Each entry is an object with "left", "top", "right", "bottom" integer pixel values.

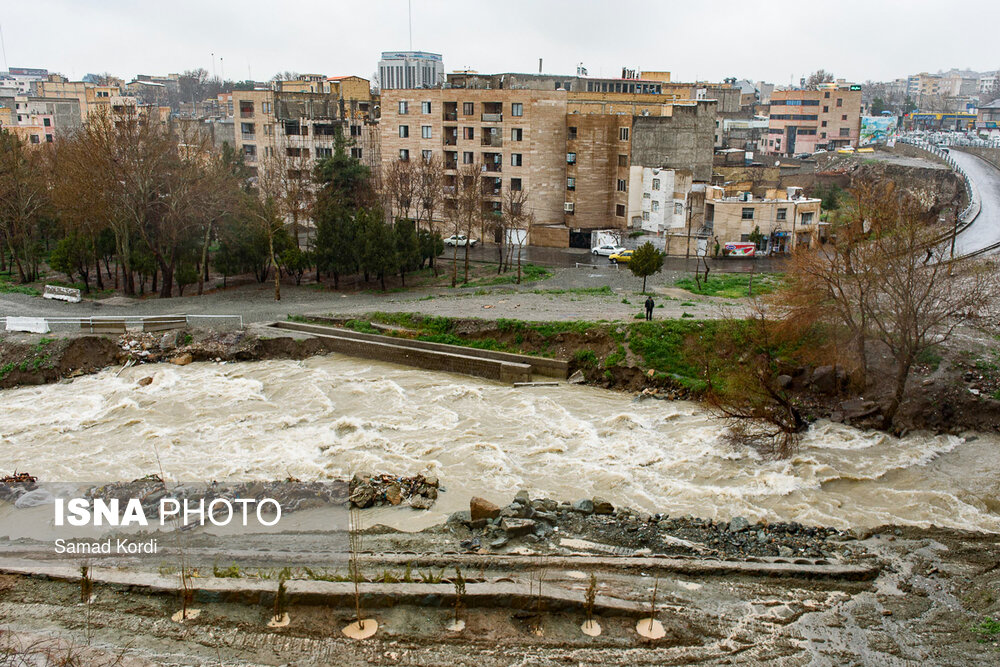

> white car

[
  {"left": 592, "top": 244, "right": 626, "bottom": 257},
  {"left": 443, "top": 235, "right": 478, "bottom": 247}
]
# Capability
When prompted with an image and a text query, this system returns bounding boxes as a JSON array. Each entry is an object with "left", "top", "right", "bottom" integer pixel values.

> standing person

[{"left": 644, "top": 295, "right": 654, "bottom": 321}]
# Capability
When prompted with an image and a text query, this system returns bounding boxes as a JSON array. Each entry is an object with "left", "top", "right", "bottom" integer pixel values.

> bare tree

[
  {"left": 806, "top": 70, "right": 835, "bottom": 89},
  {"left": 0, "top": 130, "right": 50, "bottom": 283},
  {"left": 247, "top": 154, "right": 290, "bottom": 301},
  {"left": 499, "top": 185, "right": 534, "bottom": 283},
  {"left": 381, "top": 158, "right": 416, "bottom": 222}
]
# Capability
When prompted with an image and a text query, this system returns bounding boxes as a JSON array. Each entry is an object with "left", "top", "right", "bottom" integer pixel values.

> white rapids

[{"left": 1, "top": 356, "right": 997, "bottom": 532}]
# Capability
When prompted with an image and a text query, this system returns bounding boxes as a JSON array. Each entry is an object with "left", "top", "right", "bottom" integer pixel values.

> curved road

[{"left": 949, "top": 149, "right": 1000, "bottom": 256}]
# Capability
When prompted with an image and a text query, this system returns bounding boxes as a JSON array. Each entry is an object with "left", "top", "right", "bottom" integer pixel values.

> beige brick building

[
  {"left": 703, "top": 186, "right": 822, "bottom": 254},
  {"left": 766, "top": 86, "right": 862, "bottom": 155},
  {"left": 380, "top": 87, "right": 716, "bottom": 247}
]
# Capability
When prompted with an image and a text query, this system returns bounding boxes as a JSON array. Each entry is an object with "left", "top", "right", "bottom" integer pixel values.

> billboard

[{"left": 860, "top": 116, "right": 898, "bottom": 145}]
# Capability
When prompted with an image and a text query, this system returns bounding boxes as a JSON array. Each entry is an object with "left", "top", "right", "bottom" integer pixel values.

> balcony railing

[
  {"left": 443, "top": 137, "right": 457, "bottom": 146},
  {"left": 443, "top": 112, "right": 457, "bottom": 121},
  {"left": 481, "top": 113, "right": 502, "bottom": 122},
  {"left": 481, "top": 136, "right": 502, "bottom": 147},
  {"left": 241, "top": 132, "right": 256, "bottom": 141},
  {"left": 484, "top": 163, "right": 502, "bottom": 173},
  {"left": 444, "top": 161, "right": 457, "bottom": 170}
]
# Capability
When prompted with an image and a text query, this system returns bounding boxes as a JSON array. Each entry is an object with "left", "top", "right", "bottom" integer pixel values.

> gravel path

[{"left": 1, "top": 266, "right": 750, "bottom": 326}]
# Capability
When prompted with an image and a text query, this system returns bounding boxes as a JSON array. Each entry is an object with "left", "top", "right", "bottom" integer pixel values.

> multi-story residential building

[
  {"left": 765, "top": 86, "right": 862, "bottom": 155},
  {"left": 378, "top": 51, "right": 444, "bottom": 90},
  {"left": 0, "top": 93, "right": 82, "bottom": 143},
  {"left": 379, "top": 85, "right": 716, "bottom": 247},
  {"left": 0, "top": 67, "right": 48, "bottom": 95},
  {"left": 35, "top": 79, "right": 120, "bottom": 121},
  {"left": 702, "top": 186, "right": 822, "bottom": 254},
  {"left": 977, "top": 99, "right": 1000, "bottom": 131}
]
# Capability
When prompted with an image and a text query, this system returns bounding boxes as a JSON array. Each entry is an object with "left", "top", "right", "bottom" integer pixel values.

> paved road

[{"left": 947, "top": 150, "right": 1000, "bottom": 256}]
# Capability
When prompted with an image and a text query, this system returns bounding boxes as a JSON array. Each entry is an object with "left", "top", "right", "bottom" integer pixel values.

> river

[{"left": 1, "top": 356, "right": 997, "bottom": 532}]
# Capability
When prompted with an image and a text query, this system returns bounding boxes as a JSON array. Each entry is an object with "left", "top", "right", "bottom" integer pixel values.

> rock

[
  {"left": 728, "top": 516, "right": 750, "bottom": 533},
  {"left": 572, "top": 499, "right": 594, "bottom": 514},
  {"left": 500, "top": 517, "right": 537, "bottom": 537},
  {"left": 470, "top": 497, "right": 501, "bottom": 522},
  {"left": 351, "top": 472, "right": 371, "bottom": 488},
  {"left": 409, "top": 495, "right": 434, "bottom": 510},
  {"left": 385, "top": 484, "right": 402, "bottom": 506},
  {"left": 840, "top": 399, "right": 879, "bottom": 419},
  {"left": 446, "top": 511, "right": 471, "bottom": 525},
  {"left": 810, "top": 365, "right": 836, "bottom": 393},
  {"left": 423, "top": 475, "right": 439, "bottom": 488},
  {"left": 459, "top": 538, "right": 481, "bottom": 550},
  {"left": 14, "top": 489, "right": 53, "bottom": 508},
  {"left": 776, "top": 374, "right": 793, "bottom": 389},
  {"left": 568, "top": 370, "right": 586, "bottom": 384},
  {"left": 756, "top": 530, "right": 768, "bottom": 544},
  {"left": 469, "top": 518, "right": 488, "bottom": 530},
  {"left": 137, "top": 377, "right": 153, "bottom": 387},
  {"left": 169, "top": 353, "right": 193, "bottom": 366},
  {"left": 592, "top": 497, "right": 614, "bottom": 515},
  {"left": 514, "top": 490, "right": 530, "bottom": 504},
  {"left": 489, "top": 537, "right": 509, "bottom": 549},
  {"left": 348, "top": 484, "right": 376, "bottom": 508},
  {"left": 778, "top": 545, "right": 794, "bottom": 557},
  {"left": 422, "top": 486, "right": 439, "bottom": 500},
  {"left": 532, "top": 498, "right": 558, "bottom": 512}
]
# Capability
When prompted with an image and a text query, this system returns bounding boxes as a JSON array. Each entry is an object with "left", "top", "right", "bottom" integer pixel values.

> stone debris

[{"left": 349, "top": 472, "right": 440, "bottom": 510}]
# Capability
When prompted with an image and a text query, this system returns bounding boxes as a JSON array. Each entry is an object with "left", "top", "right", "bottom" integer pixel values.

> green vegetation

[
  {"left": 675, "top": 273, "right": 783, "bottom": 298},
  {"left": 458, "top": 263, "right": 551, "bottom": 287},
  {"left": 972, "top": 617, "right": 1000, "bottom": 643},
  {"left": 573, "top": 349, "right": 598, "bottom": 368},
  {"left": 916, "top": 347, "right": 943, "bottom": 371},
  {"left": 213, "top": 563, "right": 243, "bottom": 578},
  {"left": 416, "top": 333, "right": 507, "bottom": 352},
  {"left": 628, "top": 242, "right": 665, "bottom": 293},
  {"left": 0, "top": 337, "right": 59, "bottom": 381},
  {"left": 0, "top": 276, "right": 41, "bottom": 296},
  {"left": 533, "top": 285, "right": 613, "bottom": 296}
]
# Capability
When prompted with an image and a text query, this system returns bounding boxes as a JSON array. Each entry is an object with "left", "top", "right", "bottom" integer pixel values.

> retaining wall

[
  {"left": 269, "top": 323, "right": 533, "bottom": 383},
  {"left": 275, "top": 321, "right": 568, "bottom": 378},
  {"left": 953, "top": 146, "right": 1000, "bottom": 172}
]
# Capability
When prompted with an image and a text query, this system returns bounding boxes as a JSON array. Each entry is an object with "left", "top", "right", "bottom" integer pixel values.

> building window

[
  {"left": 463, "top": 127, "right": 474, "bottom": 140},
  {"left": 839, "top": 127, "right": 850, "bottom": 136},
  {"left": 463, "top": 151, "right": 474, "bottom": 164},
  {"left": 741, "top": 207, "right": 754, "bottom": 220},
  {"left": 511, "top": 153, "right": 523, "bottom": 166},
  {"left": 821, "top": 132, "right": 827, "bottom": 139},
  {"left": 777, "top": 208, "right": 787, "bottom": 221},
  {"left": 618, "top": 154, "right": 628, "bottom": 167},
  {"left": 463, "top": 102, "right": 474, "bottom": 115},
  {"left": 619, "top": 127, "right": 630, "bottom": 141},
  {"left": 651, "top": 201, "right": 659, "bottom": 212},
  {"left": 824, "top": 92, "right": 830, "bottom": 98},
  {"left": 567, "top": 177, "right": 575, "bottom": 191},
  {"left": 567, "top": 152, "right": 576, "bottom": 164},
  {"left": 512, "top": 103, "right": 523, "bottom": 117},
  {"left": 615, "top": 204, "right": 626, "bottom": 217},
  {"left": 46, "top": 134, "right": 53, "bottom": 142},
  {"left": 511, "top": 128, "right": 523, "bottom": 141},
  {"left": 350, "top": 124, "right": 361, "bottom": 136},
  {"left": 398, "top": 100, "right": 408, "bottom": 114},
  {"left": 43, "top": 118, "right": 51, "bottom": 127},
  {"left": 510, "top": 178, "right": 522, "bottom": 191},
  {"left": 239, "top": 101, "right": 254, "bottom": 116},
  {"left": 351, "top": 147, "right": 363, "bottom": 159},
  {"left": 821, "top": 120, "right": 827, "bottom": 127},
  {"left": 399, "top": 149, "right": 410, "bottom": 161},
  {"left": 642, "top": 211, "right": 650, "bottom": 221},
  {"left": 674, "top": 202, "right": 683, "bottom": 215},
  {"left": 616, "top": 179, "right": 627, "bottom": 192},
  {"left": 399, "top": 125, "right": 409, "bottom": 138},
  {"left": 836, "top": 98, "right": 843, "bottom": 107},
  {"left": 841, "top": 114, "right": 847, "bottom": 121},
  {"left": 421, "top": 101, "right": 432, "bottom": 114},
  {"left": 801, "top": 212, "right": 815, "bottom": 224},
  {"left": 242, "top": 144, "right": 256, "bottom": 157},
  {"left": 652, "top": 178, "right": 660, "bottom": 190},
  {"left": 263, "top": 102, "right": 272, "bottom": 114},
  {"left": 568, "top": 126, "right": 577, "bottom": 139},
  {"left": 823, "top": 106, "right": 829, "bottom": 113},
  {"left": 421, "top": 125, "right": 432, "bottom": 139},
  {"left": 643, "top": 192, "right": 651, "bottom": 199},
  {"left": 422, "top": 149, "right": 433, "bottom": 162},
  {"left": 316, "top": 147, "right": 333, "bottom": 159}
]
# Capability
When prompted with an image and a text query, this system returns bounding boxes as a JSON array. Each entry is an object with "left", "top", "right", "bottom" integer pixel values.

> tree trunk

[
  {"left": 451, "top": 239, "right": 459, "bottom": 287},
  {"left": 159, "top": 264, "right": 174, "bottom": 299},
  {"left": 463, "top": 240, "right": 470, "bottom": 284},
  {"left": 882, "top": 353, "right": 914, "bottom": 430},
  {"left": 197, "top": 221, "right": 212, "bottom": 296},
  {"left": 270, "top": 232, "right": 280, "bottom": 301}
]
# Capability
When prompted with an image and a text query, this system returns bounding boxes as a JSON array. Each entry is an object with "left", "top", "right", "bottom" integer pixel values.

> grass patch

[
  {"left": 533, "top": 285, "right": 614, "bottom": 296},
  {"left": 459, "top": 263, "right": 551, "bottom": 287},
  {"left": 573, "top": 349, "right": 598, "bottom": 368},
  {"left": 416, "top": 333, "right": 508, "bottom": 352},
  {"left": 917, "top": 347, "right": 943, "bottom": 371},
  {"left": 675, "top": 273, "right": 783, "bottom": 299},
  {"left": 0, "top": 277, "right": 41, "bottom": 296},
  {"left": 972, "top": 616, "right": 1000, "bottom": 643}
]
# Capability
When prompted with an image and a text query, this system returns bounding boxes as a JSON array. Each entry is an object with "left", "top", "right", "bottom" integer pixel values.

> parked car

[
  {"left": 609, "top": 249, "right": 634, "bottom": 264},
  {"left": 592, "top": 244, "right": 626, "bottom": 257},
  {"left": 443, "top": 235, "right": 478, "bottom": 247}
]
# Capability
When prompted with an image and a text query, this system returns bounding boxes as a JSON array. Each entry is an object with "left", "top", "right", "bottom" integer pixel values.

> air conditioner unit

[{"left": 564, "top": 202, "right": 575, "bottom": 212}]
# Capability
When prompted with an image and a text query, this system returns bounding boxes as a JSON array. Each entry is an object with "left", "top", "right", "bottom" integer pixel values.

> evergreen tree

[{"left": 629, "top": 242, "right": 665, "bottom": 294}]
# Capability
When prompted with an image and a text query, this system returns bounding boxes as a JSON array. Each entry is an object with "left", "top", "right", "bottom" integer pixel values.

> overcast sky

[{"left": 3, "top": 0, "right": 997, "bottom": 84}]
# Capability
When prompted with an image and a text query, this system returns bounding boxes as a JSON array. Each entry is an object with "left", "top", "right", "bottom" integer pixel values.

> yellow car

[
  {"left": 609, "top": 249, "right": 634, "bottom": 264},
  {"left": 856, "top": 147, "right": 875, "bottom": 153}
]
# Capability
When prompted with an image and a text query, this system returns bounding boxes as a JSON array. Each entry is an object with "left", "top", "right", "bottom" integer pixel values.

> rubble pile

[{"left": 348, "top": 472, "right": 440, "bottom": 510}]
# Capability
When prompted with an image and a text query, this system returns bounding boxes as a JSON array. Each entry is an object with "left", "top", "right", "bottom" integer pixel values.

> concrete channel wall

[
  {"left": 273, "top": 321, "right": 568, "bottom": 379},
  {"left": 269, "top": 322, "right": 533, "bottom": 383}
]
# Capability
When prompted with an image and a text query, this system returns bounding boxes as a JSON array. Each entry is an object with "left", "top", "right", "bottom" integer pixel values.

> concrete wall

[
  {"left": 630, "top": 101, "right": 717, "bottom": 182},
  {"left": 954, "top": 146, "right": 1000, "bottom": 172}
]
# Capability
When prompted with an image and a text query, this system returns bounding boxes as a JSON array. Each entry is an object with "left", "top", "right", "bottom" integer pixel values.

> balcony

[
  {"left": 443, "top": 111, "right": 458, "bottom": 121},
  {"left": 481, "top": 113, "right": 503, "bottom": 123},
  {"left": 443, "top": 127, "right": 458, "bottom": 146},
  {"left": 481, "top": 131, "right": 502, "bottom": 147},
  {"left": 241, "top": 132, "right": 256, "bottom": 141},
  {"left": 444, "top": 160, "right": 457, "bottom": 170},
  {"left": 483, "top": 163, "right": 502, "bottom": 173}
]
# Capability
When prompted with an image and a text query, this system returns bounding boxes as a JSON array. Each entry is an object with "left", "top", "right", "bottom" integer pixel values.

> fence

[
  {"left": 1, "top": 314, "right": 244, "bottom": 333},
  {"left": 897, "top": 136, "right": 979, "bottom": 224}
]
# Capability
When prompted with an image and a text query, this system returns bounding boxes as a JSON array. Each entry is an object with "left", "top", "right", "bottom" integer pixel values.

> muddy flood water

[{"left": 2, "top": 356, "right": 998, "bottom": 533}]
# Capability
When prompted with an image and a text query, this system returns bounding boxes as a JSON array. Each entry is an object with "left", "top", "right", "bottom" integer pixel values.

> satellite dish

[{"left": 774, "top": 160, "right": 781, "bottom": 166}]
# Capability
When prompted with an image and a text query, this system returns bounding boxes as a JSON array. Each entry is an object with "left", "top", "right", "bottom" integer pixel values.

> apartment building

[
  {"left": 35, "top": 79, "right": 121, "bottom": 121},
  {"left": 233, "top": 84, "right": 379, "bottom": 179},
  {"left": 378, "top": 51, "right": 444, "bottom": 90},
  {"left": 765, "top": 86, "right": 862, "bottom": 155},
  {"left": 0, "top": 94, "right": 82, "bottom": 143},
  {"left": 380, "top": 86, "right": 716, "bottom": 247},
  {"left": 703, "top": 186, "right": 822, "bottom": 254}
]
